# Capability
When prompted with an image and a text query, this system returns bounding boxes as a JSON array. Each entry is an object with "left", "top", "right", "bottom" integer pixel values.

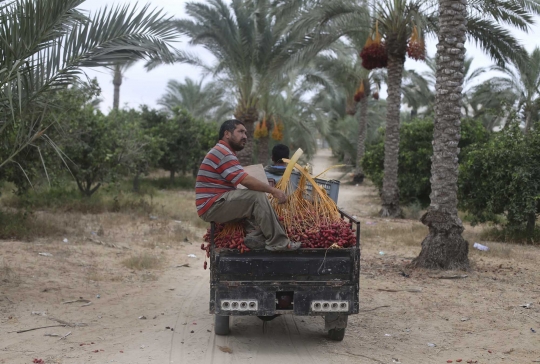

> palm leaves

[
  {"left": 0, "top": 0, "right": 180, "bottom": 171},
  {"left": 401, "top": 55, "right": 489, "bottom": 119},
  {"left": 467, "top": 0, "right": 540, "bottom": 65},
  {"left": 173, "top": 0, "right": 370, "bottom": 164},
  {"left": 158, "top": 77, "right": 234, "bottom": 121},
  {"left": 478, "top": 47, "right": 540, "bottom": 131}
]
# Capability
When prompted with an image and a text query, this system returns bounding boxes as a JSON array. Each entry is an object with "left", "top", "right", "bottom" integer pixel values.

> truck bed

[{"left": 209, "top": 209, "right": 360, "bottom": 317}]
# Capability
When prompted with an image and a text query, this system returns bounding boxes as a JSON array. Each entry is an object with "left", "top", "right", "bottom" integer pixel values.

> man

[
  {"left": 196, "top": 119, "right": 300, "bottom": 251},
  {"left": 264, "top": 144, "right": 289, "bottom": 186}
]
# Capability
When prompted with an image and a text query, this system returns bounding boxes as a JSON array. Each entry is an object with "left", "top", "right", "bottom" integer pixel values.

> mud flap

[{"left": 324, "top": 313, "right": 348, "bottom": 330}]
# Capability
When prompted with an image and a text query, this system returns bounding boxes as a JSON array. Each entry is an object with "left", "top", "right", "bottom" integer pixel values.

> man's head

[
  {"left": 219, "top": 119, "right": 247, "bottom": 152},
  {"left": 271, "top": 144, "right": 290, "bottom": 164}
]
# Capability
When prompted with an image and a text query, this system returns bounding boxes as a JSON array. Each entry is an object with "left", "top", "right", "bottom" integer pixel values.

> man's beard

[{"left": 229, "top": 139, "right": 246, "bottom": 152}]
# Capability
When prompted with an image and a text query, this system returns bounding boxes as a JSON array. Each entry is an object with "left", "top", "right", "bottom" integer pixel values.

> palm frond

[
  {"left": 1, "top": 0, "right": 180, "bottom": 170},
  {"left": 466, "top": 16, "right": 527, "bottom": 66}
]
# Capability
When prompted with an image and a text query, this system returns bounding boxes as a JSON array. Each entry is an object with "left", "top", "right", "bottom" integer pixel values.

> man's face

[{"left": 225, "top": 124, "right": 247, "bottom": 151}]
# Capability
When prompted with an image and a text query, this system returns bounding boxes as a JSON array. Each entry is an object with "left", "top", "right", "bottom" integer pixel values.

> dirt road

[
  {"left": 1, "top": 241, "right": 376, "bottom": 364},
  {"left": 2, "top": 150, "right": 540, "bottom": 363}
]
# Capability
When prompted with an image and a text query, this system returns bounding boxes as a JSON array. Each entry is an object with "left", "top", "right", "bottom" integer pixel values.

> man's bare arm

[{"left": 241, "top": 175, "right": 286, "bottom": 204}]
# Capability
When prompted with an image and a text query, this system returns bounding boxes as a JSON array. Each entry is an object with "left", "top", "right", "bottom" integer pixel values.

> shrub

[
  {"left": 459, "top": 122, "right": 540, "bottom": 238},
  {"left": 362, "top": 117, "right": 489, "bottom": 207}
]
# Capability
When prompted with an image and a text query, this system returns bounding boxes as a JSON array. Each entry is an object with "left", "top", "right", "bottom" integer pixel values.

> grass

[
  {"left": 479, "top": 226, "right": 540, "bottom": 245},
  {"left": 0, "top": 173, "right": 205, "bottom": 234},
  {"left": 0, "top": 209, "right": 66, "bottom": 241},
  {"left": 361, "top": 221, "right": 428, "bottom": 247},
  {"left": 402, "top": 201, "right": 424, "bottom": 220},
  {"left": 2, "top": 185, "right": 156, "bottom": 215},
  {"left": 122, "top": 253, "right": 163, "bottom": 270},
  {"left": 0, "top": 258, "right": 21, "bottom": 285}
]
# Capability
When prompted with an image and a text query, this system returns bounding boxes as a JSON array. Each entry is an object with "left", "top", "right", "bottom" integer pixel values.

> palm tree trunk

[
  {"left": 380, "top": 55, "right": 404, "bottom": 217},
  {"left": 354, "top": 95, "right": 369, "bottom": 183},
  {"left": 235, "top": 107, "right": 258, "bottom": 166},
  {"left": 411, "top": 0, "right": 469, "bottom": 270},
  {"left": 524, "top": 110, "right": 532, "bottom": 133},
  {"left": 257, "top": 136, "right": 270, "bottom": 165},
  {"left": 113, "top": 66, "right": 122, "bottom": 110}
]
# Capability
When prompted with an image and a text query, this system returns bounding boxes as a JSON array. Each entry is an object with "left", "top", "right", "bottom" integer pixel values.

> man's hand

[
  {"left": 271, "top": 188, "right": 287, "bottom": 204},
  {"left": 241, "top": 175, "right": 287, "bottom": 203}
]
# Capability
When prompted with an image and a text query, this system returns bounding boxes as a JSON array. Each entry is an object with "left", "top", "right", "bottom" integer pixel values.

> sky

[{"left": 81, "top": 0, "right": 540, "bottom": 113}]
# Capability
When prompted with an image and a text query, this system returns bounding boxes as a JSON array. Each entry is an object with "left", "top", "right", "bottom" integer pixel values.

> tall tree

[
  {"left": 411, "top": 0, "right": 540, "bottom": 269},
  {"left": 172, "top": 0, "right": 368, "bottom": 165},
  {"left": 111, "top": 60, "right": 137, "bottom": 110},
  {"left": 372, "top": 0, "right": 435, "bottom": 217},
  {"left": 356, "top": 0, "right": 538, "bottom": 217},
  {"left": 411, "top": 0, "right": 469, "bottom": 269}
]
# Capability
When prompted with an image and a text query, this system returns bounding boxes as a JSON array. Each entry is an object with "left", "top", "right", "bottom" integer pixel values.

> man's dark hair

[
  {"left": 272, "top": 144, "right": 290, "bottom": 163},
  {"left": 219, "top": 119, "right": 245, "bottom": 140}
]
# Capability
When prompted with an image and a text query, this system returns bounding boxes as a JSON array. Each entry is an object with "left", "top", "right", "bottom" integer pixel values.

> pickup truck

[{"left": 207, "top": 205, "right": 360, "bottom": 341}]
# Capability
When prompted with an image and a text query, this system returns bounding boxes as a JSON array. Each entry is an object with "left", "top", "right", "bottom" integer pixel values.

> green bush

[
  {"left": 459, "top": 122, "right": 540, "bottom": 239},
  {"left": 362, "top": 117, "right": 489, "bottom": 207},
  {"left": 142, "top": 107, "right": 218, "bottom": 181}
]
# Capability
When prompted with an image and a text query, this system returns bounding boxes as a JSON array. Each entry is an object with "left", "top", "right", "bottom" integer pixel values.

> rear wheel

[
  {"left": 328, "top": 327, "right": 346, "bottom": 341},
  {"left": 214, "top": 315, "right": 230, "bottom": 335},
  {"left": 325, "top": 313, "right": 348, "bottom": 341}
]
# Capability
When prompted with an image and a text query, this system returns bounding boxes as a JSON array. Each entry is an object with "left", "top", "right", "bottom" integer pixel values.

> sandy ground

[{"left": 1, "top": 150, "right": 540, "bottom": 364}]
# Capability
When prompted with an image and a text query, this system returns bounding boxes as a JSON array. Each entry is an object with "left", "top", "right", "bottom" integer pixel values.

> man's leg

[{"left": 201, "top": 190, "right": 289, "bottom": 250}]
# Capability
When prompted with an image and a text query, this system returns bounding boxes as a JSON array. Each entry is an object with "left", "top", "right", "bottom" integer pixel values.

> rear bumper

[{"left": 210, "top": 282, "right": 359, "bottom": 316}]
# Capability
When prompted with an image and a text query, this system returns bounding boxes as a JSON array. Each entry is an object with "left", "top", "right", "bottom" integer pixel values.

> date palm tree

[
  {"left": 410, "top": 0, "right": 540, "bottom": 269},
  {"left": 311, "top": 63, "right": 387, "bottom": 167},
  {"left": 111, "top": 60, "right": 137, "bottom": 110},
  {"left": 313, "top": 51, "right": 375, "bottom": 179},
  {"left": 172, "top": 0, "right": 369, "bottom": 165},
  {"left": 411, "top": 0, "right": 470, "bottom": 269},
  {"left": 0, "top": 0, "right": 179, "bottom": 171},
  {"left": 158, "top": 77, "right": 234, "bottom": 122},
  {"left": 369, "top": 0, "right": 538, "bottom": 217}
]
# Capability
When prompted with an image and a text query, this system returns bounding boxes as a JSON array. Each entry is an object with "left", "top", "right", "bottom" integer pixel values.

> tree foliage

[
  {"left": 142, "top": 108, "right": 218, "bottom": 181},
  {"left": 459, "top": 122, "right": 540, "bottom": 235},
  {"left": 158, "top": 77, "right": 233, "bottom": 122},
  {"left": 0, "top": 0, "right": 179, "bottom": 172},
  {"left": 52, "top": 87, "right": 160, "bottom": 196},
  {"left": 362, "top": 118, "right": 489, "bottom": 207}
]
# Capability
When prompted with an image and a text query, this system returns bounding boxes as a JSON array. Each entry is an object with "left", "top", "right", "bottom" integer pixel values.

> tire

[
  {"left": 328, "top": 327, "right": 346, "bottom": 341},
  {"left": 214, "top": 315, "right": 230, "bottom": 336}
]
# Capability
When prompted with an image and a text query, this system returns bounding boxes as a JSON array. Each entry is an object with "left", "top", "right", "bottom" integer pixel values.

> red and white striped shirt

[{"left": 195, "top": 141, "right": 248, "bottom": 216}]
